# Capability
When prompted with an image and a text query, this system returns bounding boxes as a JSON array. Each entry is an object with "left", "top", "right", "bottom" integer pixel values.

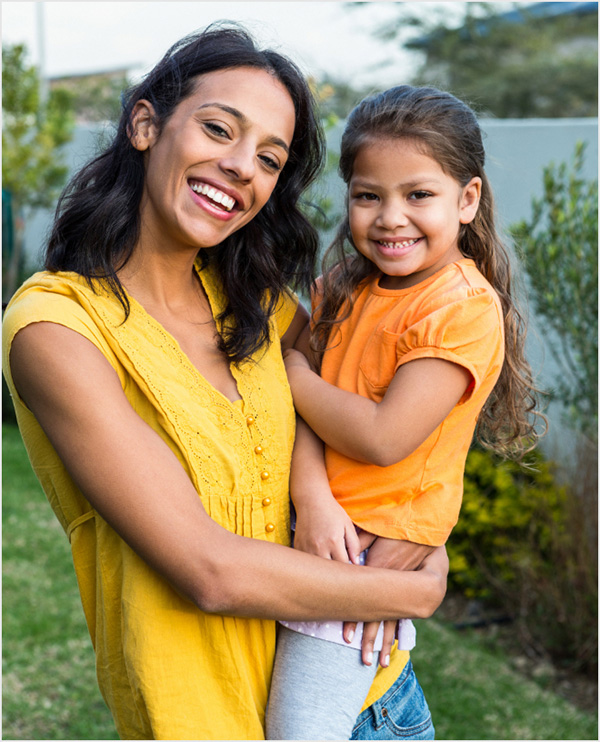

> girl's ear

[
  {"left": 459, "top": 177, "right": 482, "bottom": 225},
  {"left": 128, "top": 100, "right": 158, "bottom": 152}
]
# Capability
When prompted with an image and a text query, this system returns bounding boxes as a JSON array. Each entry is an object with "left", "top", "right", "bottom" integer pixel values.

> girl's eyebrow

[
  {"left": 197, "top": 102, "right": 290, "bottom": 154},
  {"left": 351, "top": 177, "right": 442, "bottom": 189}
]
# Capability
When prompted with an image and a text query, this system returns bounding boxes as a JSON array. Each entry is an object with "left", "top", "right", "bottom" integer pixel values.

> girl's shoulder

[{"left": 419, "top": 260, "right": 502, "bottom": 313}]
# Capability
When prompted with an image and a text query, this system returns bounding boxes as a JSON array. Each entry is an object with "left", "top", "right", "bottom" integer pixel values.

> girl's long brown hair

[{"left": 313, "top": 85, "right": 546, "bottom": 459}]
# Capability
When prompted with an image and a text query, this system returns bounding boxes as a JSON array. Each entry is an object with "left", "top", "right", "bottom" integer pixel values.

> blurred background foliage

[
  {"left": 348, "top": 0, "right": 598, "bottom": 118},
  {"left": 2, "top": 43, "right": 75, "bottom": 302}
]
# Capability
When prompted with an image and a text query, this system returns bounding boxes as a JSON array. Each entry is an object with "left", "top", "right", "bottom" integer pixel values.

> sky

[
  {"left": 0, "top": 1, "right": 494, "bottom": 91},
  {"left": 0, "top": 1, "right": 433, "bottom": 88}
]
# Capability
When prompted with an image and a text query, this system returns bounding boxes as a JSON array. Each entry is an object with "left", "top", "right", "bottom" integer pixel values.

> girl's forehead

[{"left": 353, "top": 137, "right": 442, "bottom": 173}]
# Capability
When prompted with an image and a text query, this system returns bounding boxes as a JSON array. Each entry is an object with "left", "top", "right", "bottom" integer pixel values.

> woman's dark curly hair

[{"left": 45, "top": 22, "right": 325, "bottom": 362}]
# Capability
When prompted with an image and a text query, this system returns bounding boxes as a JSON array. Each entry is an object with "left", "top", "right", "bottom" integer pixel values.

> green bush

[
  {"left": 510, "top": 141, "right": 598, "bottom": 442},
  {"left": 449, "top": 446, "right": 597, "bottom": 674}
]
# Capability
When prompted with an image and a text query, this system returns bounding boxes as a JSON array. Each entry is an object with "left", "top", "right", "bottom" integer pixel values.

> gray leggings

[{"left": 266, "top": 625, "right": 380, "bottom": 740}]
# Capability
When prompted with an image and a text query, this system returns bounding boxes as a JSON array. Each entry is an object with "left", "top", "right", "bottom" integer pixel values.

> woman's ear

[
  {"left": 128, "top": 100, "right": 158, "bottom": 152},
  {"left": 459, "top": 176, "right": 482, "bottom": 225}
]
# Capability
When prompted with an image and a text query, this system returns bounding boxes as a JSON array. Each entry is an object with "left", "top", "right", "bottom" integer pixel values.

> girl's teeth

[
  {"left": 190, "top": 182, "right": 235, "bottom": 211},
  {"left": 380, "top": 239, "right": 419, "bottom": 248}
]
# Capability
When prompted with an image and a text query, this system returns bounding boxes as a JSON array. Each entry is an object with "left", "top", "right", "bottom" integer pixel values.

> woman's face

[{"left": 130, "top": 66, "right": 296, "bottom": 254}]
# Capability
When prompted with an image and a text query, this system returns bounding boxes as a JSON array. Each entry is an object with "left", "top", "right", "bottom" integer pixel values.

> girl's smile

[
  {"left": 349, "top": 137, "right": 481, "bottom": 290},
  {"left": 374, "top": 237, "right": 423, "bottom": 257}
]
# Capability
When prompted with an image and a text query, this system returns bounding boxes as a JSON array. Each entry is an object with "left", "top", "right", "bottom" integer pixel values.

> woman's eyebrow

[{"left": 197, "top": 102, "right": 290, "bottom": 154}]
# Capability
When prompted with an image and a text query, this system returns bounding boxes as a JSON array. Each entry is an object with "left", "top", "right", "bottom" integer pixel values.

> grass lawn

[{"left": 2, "top": 422, "right": 598, "bottom": 740}]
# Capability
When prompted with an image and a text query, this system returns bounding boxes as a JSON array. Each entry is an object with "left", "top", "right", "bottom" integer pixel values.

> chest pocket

[{"left": 358, "top": 326, "right": 402, "bottom": 393}]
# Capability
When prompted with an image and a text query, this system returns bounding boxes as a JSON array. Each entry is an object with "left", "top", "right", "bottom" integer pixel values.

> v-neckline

[{"left": 122, "top": 263, "right": 245, "bottom": 409}]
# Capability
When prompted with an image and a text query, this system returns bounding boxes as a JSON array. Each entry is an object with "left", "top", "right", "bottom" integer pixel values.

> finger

[
  {"left": 329, "top": 539, "right": 351, "bottom": 563},
  {"left": 361, "top": 621, "right": 380, "bottom": 666},
  {"left": 345, "top": 525, "right": 362, "bottom": 565},
  {"left": 342, "top": 621, "right": 357, "bottom": 644},
  {"left": 379, "top": 621, "right": 397, "bottom": 668}
]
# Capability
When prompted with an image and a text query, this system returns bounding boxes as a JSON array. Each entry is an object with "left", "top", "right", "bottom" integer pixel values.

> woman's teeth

[{"left": 190, "top": 182, "right": 236, "bottom": 211}]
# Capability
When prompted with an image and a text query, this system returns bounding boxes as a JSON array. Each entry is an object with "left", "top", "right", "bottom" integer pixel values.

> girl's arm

[
  {"left": 284, "top": 349, "right": 471, "bottom": 467},
  {"left": 290, "top": 417, "right": 362, "bottom": 564},
  {"left": 9, "top": 321, "right": 447, "bottom": 623},
  {"left": 282, "top": 304, "right": 361, "bottom": 564}
]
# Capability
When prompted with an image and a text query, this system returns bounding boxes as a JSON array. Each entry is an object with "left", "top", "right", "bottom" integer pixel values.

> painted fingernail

[
  {"left": 384, "top": 654, "right": 390, "bottom": 667},
  {"left": 365, "top": 651, "right": 373, "bottom": 665},
  {"left": 346, "top": 629, "right": 355, "bottom": 643}
]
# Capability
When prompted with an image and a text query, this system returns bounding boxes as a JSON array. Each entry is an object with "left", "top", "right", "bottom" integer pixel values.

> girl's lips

[{"left": 374, "top": 237, "right": 423, "bottom": 256}]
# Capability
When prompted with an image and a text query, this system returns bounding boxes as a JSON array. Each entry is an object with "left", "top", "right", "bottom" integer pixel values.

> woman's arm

[
  {"left": 9, "top": 321, "right": 447, "bottom": 622},
  {"left": 284, "top": 349, "right": 471, "bottom": 467}
]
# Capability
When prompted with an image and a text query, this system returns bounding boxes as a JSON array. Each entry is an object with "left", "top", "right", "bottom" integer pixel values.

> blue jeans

[{"left": 351, "top": 660, "right": 435, "bottom": 740}]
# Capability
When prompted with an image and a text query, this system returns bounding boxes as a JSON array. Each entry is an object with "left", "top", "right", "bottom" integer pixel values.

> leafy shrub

[
  {"left": 449, "top": 446, "right": 597, "bottom": 674},
  {"left": 510, "top": 141, "right": 598, "bottom": 443}
]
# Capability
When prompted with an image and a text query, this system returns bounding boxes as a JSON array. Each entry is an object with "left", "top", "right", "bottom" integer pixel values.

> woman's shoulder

[
  {"left": 3, "top": 271, "right": 111, "bottom": 359},
  {"left": 6, "top": 270, "right": 98, "bottom": 308}
]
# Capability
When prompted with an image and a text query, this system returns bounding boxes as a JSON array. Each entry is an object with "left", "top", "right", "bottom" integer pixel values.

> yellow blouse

[{"left": 2, "top": 262, "right": 407, "bottom": 740}]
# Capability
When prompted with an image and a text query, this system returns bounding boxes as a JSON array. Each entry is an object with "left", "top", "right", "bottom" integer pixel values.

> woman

[{"left": 2, "top": 24, "right": 447, "bottom": 740}]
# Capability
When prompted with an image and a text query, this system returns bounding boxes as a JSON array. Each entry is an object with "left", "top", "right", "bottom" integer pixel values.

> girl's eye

[
  {"left": 204, "top": 122, "right": 230, "bottom": 138},
  {"left": 409, "top": 190, "right": 432, "bottom": 200},
  {"left": 259, "top": 154, "right": 282, "bottom": 172},
  {"left": 354, "top": 191, "right": 379, "bottom": 201}
]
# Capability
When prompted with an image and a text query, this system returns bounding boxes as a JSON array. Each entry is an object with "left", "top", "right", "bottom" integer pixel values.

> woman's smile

[
  {"left": 132, "top": 66, "right": 296, "bottom": 252},
  {"left": 188, "top": 178, "right": 242, "bottom": 219}
]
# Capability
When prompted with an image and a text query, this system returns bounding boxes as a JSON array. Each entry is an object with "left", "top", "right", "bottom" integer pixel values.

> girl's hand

[
  {"left": 343, "top": 535, "right": 437, "bottom": 667},
  {"left": 293, "top": 497, "right": 361, "bottom": 565}
]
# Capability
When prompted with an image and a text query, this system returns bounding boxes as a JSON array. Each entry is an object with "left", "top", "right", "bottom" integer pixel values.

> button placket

[{"left": 246, "top": 412, "right": 275, "bottom": 536}]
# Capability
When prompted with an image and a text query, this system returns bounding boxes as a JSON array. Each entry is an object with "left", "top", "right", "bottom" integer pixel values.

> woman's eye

[
  {"left": 259, "top": 154, "right": 282, "bottom": 172},
  {"left": 204, "top": 122, "right": 229, "bottom": 138}
]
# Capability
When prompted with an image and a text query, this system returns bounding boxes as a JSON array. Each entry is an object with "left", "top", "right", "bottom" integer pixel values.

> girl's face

[
  {"left": 129, "top": 66, "right": 296, "bottom": 254},
  {"left": 348, "top": 137, "right": 481, "bottom": 289}
]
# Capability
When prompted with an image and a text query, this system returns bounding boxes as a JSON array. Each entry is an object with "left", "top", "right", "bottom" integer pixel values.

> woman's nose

[{"left": 219, "top": 142, "right": 256, "bottom": 183}]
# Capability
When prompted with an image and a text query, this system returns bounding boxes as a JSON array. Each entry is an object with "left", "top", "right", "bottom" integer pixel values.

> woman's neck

[{"left": 117, "top": 244, "right": 203, "bottom": 313}]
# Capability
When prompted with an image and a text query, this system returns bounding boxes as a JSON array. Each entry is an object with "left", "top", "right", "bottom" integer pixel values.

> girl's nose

[
  {"left": 219, "top": 142, "right": 256, "bottom": 183},
  {"left": 375, "top": 202, "right": 409, "bottom": 231}
]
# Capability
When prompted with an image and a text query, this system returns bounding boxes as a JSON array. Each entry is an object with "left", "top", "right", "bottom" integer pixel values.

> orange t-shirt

[{"left": 317, "top": 259, "right": 504, "bottom": 546}]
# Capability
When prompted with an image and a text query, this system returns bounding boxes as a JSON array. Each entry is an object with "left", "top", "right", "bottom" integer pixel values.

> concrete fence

[{"left": 21, "top": 118, "right": 598, "bottom": 461}]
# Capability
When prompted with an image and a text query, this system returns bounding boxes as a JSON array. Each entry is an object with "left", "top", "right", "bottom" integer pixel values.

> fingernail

[
  {"left": 365, "top": 651, "right": 373, "bottom": 665},
  {"left": 384, "top": 654, "right": 390, "bottom": 667},
  {"left": 346, "top": 629, "right": 355, "bottom": 643}
]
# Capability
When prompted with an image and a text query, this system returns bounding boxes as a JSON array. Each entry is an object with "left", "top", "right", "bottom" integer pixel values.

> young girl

[{"left": 266, "top": 85, "right": 544, "bottom": 740}]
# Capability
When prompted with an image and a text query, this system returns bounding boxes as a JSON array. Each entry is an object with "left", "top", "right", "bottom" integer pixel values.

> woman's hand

[{"left": 343, "top": 536, "right": 439, "bottom": 667}]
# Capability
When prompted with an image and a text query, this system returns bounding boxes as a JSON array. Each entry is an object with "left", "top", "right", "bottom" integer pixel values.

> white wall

[{"left": 21, "top": 118, "right": 598, "bottom": 459}]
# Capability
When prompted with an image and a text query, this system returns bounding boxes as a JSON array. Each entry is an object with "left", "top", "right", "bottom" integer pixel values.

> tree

[
  {"left": 52, "top": 71, "right": 129, "bottom": 123},
  {"left": 350, "top": 1, "right": 598, "bottom": 118},
  {"left": 2, "top": 43, "right": 75, "bottom": 301},
  {"left": 510, "top": 142, "right": 598, "bottom": 443}
]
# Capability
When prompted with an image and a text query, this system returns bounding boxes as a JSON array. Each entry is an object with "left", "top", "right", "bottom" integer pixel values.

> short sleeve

[
  {"left": 395, "top": 288, "right": 503, "bottom": 401},
  {"left": 2, "top": 279, "right": 120, "bottom": 402},
  {"left": 272, "top": 288, "right": 299, "bottom": 339}
]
